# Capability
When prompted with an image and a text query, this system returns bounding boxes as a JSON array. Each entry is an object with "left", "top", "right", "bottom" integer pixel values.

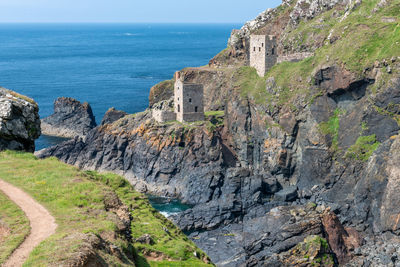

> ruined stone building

[
  {"left": 249, "top": 34, "right": 315, "bottom": 76},
  {"left": 152, "top": 102, "right": 176, "bottom": 123},
  {"left": 174, "top": 72, "right": 204, "bottom": 123},
  {"left": 249, "top": 35, "right": 278, "bottom": 77},
  {"left": 152, "top": 72, "right": 204, "bottom": 123}
]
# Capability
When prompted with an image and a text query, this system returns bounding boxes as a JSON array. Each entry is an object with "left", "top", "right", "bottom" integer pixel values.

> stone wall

[
  {"left": 152, "top": 110, "right": 176, "bottom": 123},
  {"left": 181, "top": 112, "right": 204, "bottom": 122},
  {"left": 277, "top": 52, "right": 314, "bottom": 63}
]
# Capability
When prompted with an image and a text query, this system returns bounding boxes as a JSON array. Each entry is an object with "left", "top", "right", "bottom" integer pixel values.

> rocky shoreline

[{"left": 35, "top": 0, "right": 400, "bottom": 266}]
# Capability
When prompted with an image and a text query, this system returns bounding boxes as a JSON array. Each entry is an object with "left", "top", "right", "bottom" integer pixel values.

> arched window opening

[
  {"left": 195, "top": 106, "right": 198, "bottom": 112},
  {"left": 178, "top": 104, "right": 180, "bottom": 112}
]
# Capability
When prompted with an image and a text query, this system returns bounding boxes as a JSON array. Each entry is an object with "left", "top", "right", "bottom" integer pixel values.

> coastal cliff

[
  {"left": 41, "top": 97, "right": 97, "bottom": 138},
  {"left": 37, "top": 0, "right": 400, "bottom": 266},
  {"left": 0, "top": 88, "right": 40, "bottom": 152}
]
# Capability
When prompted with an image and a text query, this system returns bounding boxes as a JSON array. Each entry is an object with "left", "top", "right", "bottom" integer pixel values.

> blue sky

[{"left": 0, "top": 0, "right": 282, "bottom": 23}]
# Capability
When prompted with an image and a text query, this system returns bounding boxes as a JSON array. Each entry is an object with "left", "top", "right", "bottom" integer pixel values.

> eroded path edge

[{"left": 0, "top": 179, "right": 57, "bottom": 267}]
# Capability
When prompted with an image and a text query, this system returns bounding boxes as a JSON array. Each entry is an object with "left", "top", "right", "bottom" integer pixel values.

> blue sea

[{"left": 0, "top": 23, "right": 239, "bottom": 150}]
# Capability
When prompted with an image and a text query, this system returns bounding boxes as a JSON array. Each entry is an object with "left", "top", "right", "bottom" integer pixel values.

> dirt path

[{"left": 0, "top": 179, "right": 57, "bottom": 267}]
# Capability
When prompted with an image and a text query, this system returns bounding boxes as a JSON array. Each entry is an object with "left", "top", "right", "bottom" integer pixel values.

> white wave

[
  {"left": 169, "top": 32, "right": 191, "bottom": 35},
  {"left": 160, "top": 211, "right": 179, "bottom": 218},
  {"left": 122, "top": 33, "right": 141, "bottom": 36}
]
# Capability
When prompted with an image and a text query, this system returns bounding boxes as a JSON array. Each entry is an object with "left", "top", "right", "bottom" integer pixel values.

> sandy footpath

[{"left": 0, "top": 179, "right": 57, "bottom": 267}]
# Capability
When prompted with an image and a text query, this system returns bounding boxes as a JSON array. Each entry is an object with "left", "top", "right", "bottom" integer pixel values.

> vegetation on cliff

[
  {"left": 0, "top": 151, "right": 212, "bottom": 266},
  {"left": 244, "top": 0, "right": 400, "bottom": 107}
]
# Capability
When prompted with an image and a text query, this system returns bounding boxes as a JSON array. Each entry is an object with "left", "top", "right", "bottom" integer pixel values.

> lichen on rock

[{"left": 0, "top": 88, "right": 40, "bottom": 152}]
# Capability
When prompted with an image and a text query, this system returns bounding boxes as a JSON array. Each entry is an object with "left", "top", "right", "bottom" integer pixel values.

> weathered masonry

[
  {"left": 152, "top": 72, "right": 204, "bottom": 123},
  {"left": 174, "top": 72, "right": 204, "bottom": 123},
  {"left": 249, "top": 35, "right": 277, "bottom": 77},
  {"left": 152, "top": 108, "right": 176, "bottom": 123}
]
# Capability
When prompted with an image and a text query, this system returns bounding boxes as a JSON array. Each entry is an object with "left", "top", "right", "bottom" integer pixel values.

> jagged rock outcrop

[
  {"left": 0, "top": 88, "right": 40, "bottom": 152},
  {"left": 101, "top": 108, "right": 127, "bottom": 125},
  {"left": 41, "top": 97, "right": 96, "bottom": 138},
  {"left": 289, "top": 0, "right": 354, "bottom": 25},
  {"left": 36, "top": 111, "right": 228, "bottom": 203},
  {"left": 321, "top": 210, "right": 362, "bottom": 264},
  {"left": 149, "top": 79, "right": 174, "bottom": 108}
]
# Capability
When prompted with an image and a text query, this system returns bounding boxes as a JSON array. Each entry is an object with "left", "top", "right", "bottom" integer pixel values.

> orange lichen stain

[
  {"left": 311, "top": 140, "right": 320, "bottom": 145},
  {"left": 131, "top": 123, "right": 148, "bottom": 137},
  {"left": 392, "top": 213, "right": 400, "bottom": 231},
  {"left": 264, "top": 138, "right": 280, "bottom": 153}
]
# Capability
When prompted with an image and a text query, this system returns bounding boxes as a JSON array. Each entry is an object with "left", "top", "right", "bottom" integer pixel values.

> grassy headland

[{"left": 0, "top": 151, "right": 212, "bottom": 267}]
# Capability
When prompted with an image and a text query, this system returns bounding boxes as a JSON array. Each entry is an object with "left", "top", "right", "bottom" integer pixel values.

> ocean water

[
  {"left": 0, "top": 23, "right": 239, "bottom": 150},
  {"left": 147, "top": 195, "right": 193, "bottom": 218}
]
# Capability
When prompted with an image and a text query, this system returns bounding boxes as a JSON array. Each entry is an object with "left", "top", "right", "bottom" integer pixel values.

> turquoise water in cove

[
  {"left": 147, "top": 195, "right": 193, "bottom": 217},
  {"left": 0, "top": 23, "right": 239, "bottom": 150}
]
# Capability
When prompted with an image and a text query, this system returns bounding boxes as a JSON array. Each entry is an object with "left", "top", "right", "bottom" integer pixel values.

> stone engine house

[
  {"left": 174, "top": 72, "right": 204, "bottom": 123},
  {"left": 249, "top": 35, "right": 277, "bottom": 77}
]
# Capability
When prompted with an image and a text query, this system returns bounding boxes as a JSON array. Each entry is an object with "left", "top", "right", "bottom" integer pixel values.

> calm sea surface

[{"left": 0, "top": 23, "right": 239, "bottom": 150}]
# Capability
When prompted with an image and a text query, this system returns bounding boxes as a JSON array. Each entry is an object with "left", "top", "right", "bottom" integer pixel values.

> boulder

[
  {"left": 321, "top": 210, "right": 362, "bottom": 264},
  {"left": 41, "top": 97, "right": 96, "bottom": 138},
  {"left": 0, "top": 88, "right": 40, "bottom": 152},
  {"left": 101, "top": 108, "right": 127, "bottom": 125},
  {"left": 275, "top": 186, "right": 298, "bottom": 202},
  {"left": 135, "top": 234, "right": 154, "bottom": 245}
]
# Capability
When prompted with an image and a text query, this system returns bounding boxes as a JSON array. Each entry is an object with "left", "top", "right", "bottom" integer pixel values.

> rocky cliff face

[
  {"left": 0, "top": 88, "right": 40, "bottom": 152},
  {"left": 41, "top": 97, "right": 96, "bottom": 138},
  {"left": 37, "top": 0, "right": 400, "bottom": 266}
]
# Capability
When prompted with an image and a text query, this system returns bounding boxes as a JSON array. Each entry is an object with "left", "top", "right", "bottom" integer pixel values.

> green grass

[
  {"left": 292, "top": 235, "right": 334, "bottom": 266},
  {"left": 161, "top": 111, "right": 225, "bottom": 134},
  {"left": 235, "top": 66, "right": 269, "bottom": 105},
  {"left": 258, "top": 0, "right": 400, "bottom": 109},
  {"left": 204, "top": 111, "right": 224, "bottom": 117},
  {"left": 234, "top": 61, "right": 314, "bottom": 112},
  {"left": 318, "top": 108, "right": 345, "bottom": 151},
  {"left": 86, "top": 171, "right": 211, "bottom": 266},
  {"left": 345, "top": 134, "right": 381, "bottom": 161},
  {"left": 0, "top": 191, "right": 30, "bottom": 265},
  {"left": 0, "top": 151, "right": 212, "bottom": 267},
  {"left": 205, "top": 111, "right": 225, "bottom": 132}
]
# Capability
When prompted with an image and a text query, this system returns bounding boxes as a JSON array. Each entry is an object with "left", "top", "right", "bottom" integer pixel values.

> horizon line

[{"left": 0, "top": 22, "right": 244, "bottom": 24}]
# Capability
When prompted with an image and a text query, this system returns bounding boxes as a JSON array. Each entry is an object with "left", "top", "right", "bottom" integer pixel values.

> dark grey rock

[
  {"left": 41, "top": 97, "right": 96, "bottom": 138},
  {"left": 101, "top": 107, "right": 127, "bottom": 125},
  {"left": 275, "top": 186, "right": 298, "bottom": 202}
]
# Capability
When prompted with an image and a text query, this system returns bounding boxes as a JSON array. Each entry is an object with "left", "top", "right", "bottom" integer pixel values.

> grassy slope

[
  {"left": 238, "top": 0, "right": 400, "bottom": 110},
  {"left": 0, "top": 151, "right": 211, "bottom": 267},
  {"left": 0, "top": 191, "right": 30, "bottom": 265}
]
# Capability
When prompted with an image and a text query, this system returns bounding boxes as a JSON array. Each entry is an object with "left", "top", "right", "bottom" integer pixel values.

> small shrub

[{"left": 345, "top": 134, "right": 381, "bottom": 161}]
